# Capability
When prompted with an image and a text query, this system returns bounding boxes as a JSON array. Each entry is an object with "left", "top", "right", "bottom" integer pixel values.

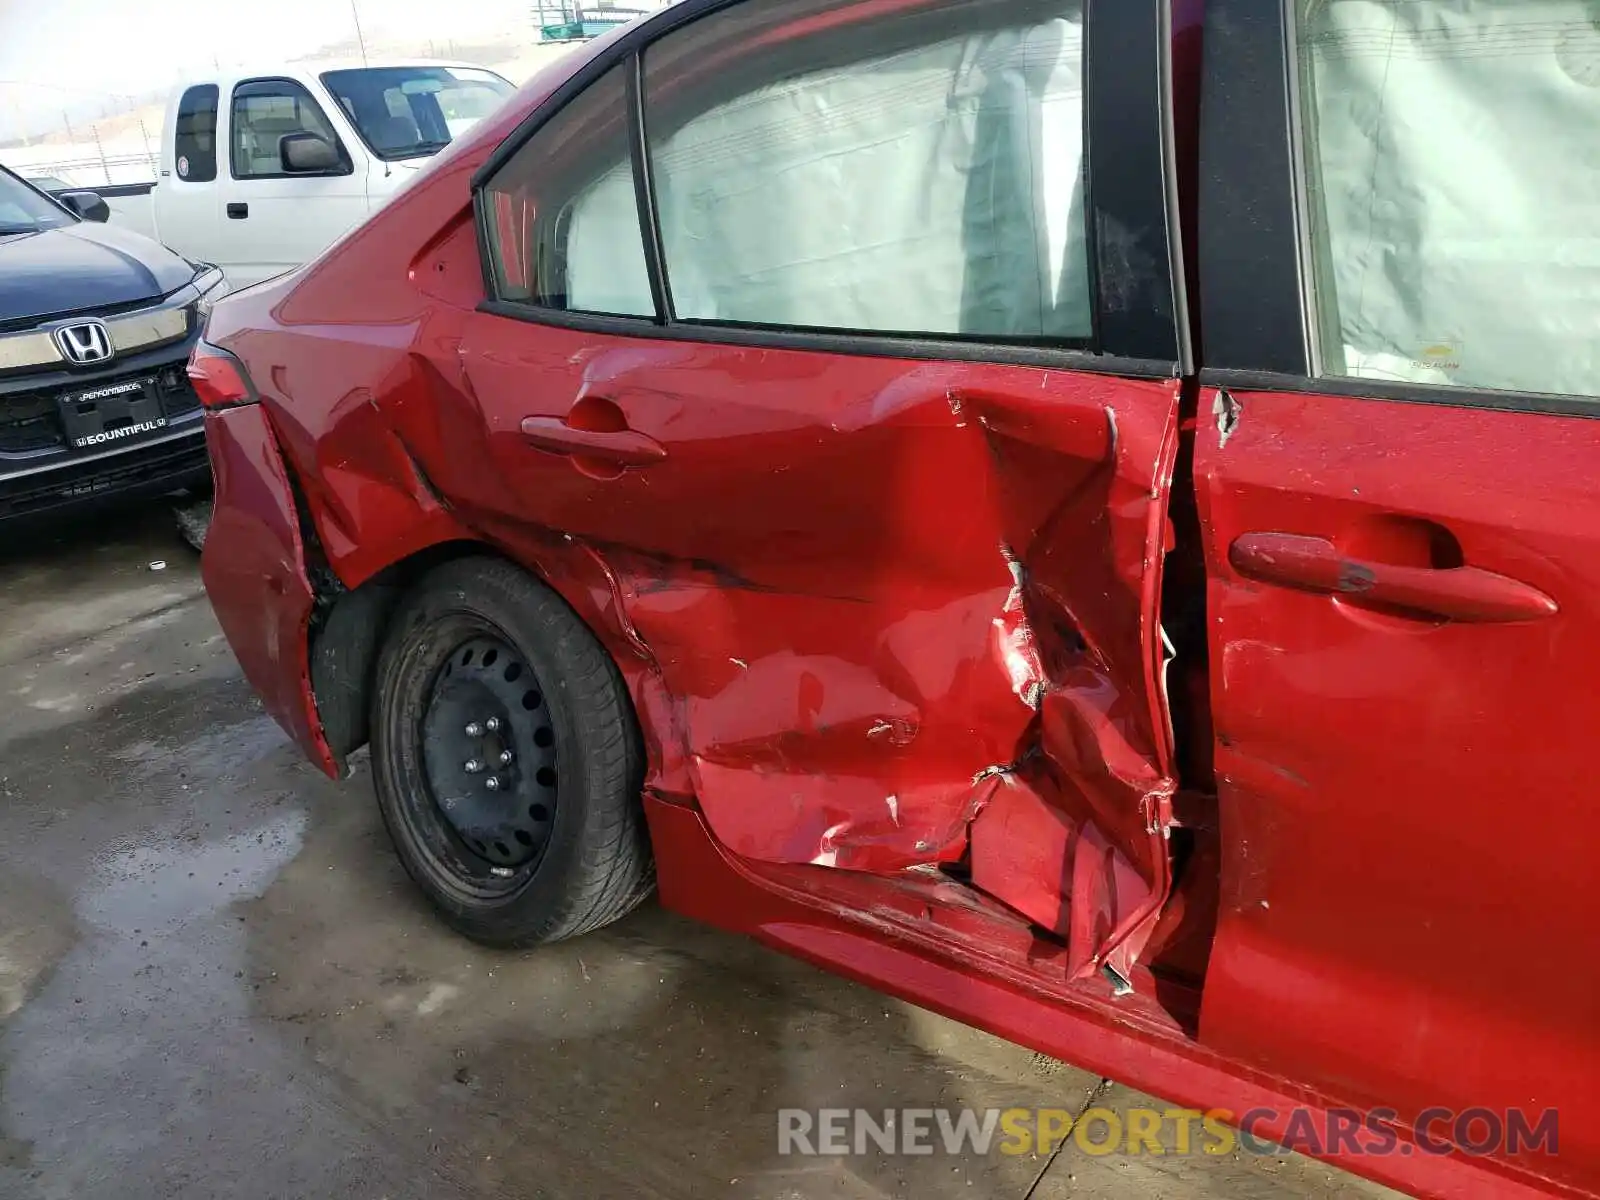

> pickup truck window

[
  {"left": 322, "top": 66, "right": 515, "bottom": 161},
  {"left": 0, "top": 168, "right": 73, "bottom": 234},
  {"left": 174, "top": 84, "right": 219, "bottom": 183},
  {"left": 231, "top": 79, "right": 350, "bottom": 179},
  {"left": 1295, "top": 0, "right": 1600, "bottom": 399},
  {"left": 642, "top": 0, "right": 1092, "bottom": 342}
]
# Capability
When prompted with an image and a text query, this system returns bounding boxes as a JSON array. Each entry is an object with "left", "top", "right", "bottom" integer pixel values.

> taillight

[{"left": 187, "top": 341, "right": 258, "bottom": 410}]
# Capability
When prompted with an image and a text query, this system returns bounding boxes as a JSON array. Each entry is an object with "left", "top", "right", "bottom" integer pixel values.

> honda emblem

[{"left": 54, "top": 320, "right": 114, "bottom": 365}]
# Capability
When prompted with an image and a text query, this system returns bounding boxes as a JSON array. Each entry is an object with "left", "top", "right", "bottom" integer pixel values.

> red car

[{"left": 193, "top": 0, "right": 1599, "bottom": 1194}]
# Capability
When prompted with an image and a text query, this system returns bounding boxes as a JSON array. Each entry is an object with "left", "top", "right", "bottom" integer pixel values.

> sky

[{"left": 0, "top": 0, "right": 532, "bottom": 139}]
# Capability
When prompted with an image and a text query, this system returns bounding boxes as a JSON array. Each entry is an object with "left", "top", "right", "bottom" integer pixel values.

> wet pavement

[{"left": 0, "top": 507, "right": 1398, "bottom": 1199}]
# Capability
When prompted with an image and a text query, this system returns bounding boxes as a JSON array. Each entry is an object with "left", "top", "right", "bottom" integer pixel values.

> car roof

[{"left": 177, "top": 59, "right": 508, "bottom": 93}]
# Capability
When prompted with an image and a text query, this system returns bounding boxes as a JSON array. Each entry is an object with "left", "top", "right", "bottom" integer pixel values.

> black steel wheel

[
  {"left": 370, "top": 556, "right": 655, "bottom": 946},
  {"left": 421, "top": 634, "right": 559, "bottom": 875}
]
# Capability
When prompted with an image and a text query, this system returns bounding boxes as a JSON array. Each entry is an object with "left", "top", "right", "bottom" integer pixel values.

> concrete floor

[{"left": 0, "top": 506, "right": 1400, "bottom": 1200}]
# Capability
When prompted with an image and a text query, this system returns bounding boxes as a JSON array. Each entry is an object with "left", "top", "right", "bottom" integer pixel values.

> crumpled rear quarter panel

[{"left": 201, "top": 404, "right": 337, "bottom": 777}]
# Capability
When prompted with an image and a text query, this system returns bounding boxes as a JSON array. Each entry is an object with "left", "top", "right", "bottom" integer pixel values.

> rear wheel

[{"left": 370, "top": 556, "right": 653, "bottom": 946}]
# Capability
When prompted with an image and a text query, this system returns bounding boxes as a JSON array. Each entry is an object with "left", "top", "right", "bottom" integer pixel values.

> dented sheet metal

[
  {"left": 440, "top": 318, "right": 1182, "bottom": 974},
  {"left": 200, "top": 406, "right": 339, "bottom": 777},
  {"left": 225, "top": 283, "right": 1186, "bottom": 976}
]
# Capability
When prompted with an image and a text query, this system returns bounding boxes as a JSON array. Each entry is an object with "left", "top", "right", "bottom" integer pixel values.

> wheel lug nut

[
  {"left": 485, "top": 776, "right": 502, "bottom": 791},
  {"left": 486, "top": 717, "right": 502, "bottom": 732},
  {"left": 498, "top": 750, "right": 514, "bottom": 765},
  {"left": 465, "top": 722, "right": 484, "bottom": 737},
  {"left": 464, "top": 759, "right": 483, "bottom": 774}
]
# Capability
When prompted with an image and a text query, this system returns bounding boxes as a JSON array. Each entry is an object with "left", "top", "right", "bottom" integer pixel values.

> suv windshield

[
  {"left": 321, "top": 66, "right": 515, "bottom": 161},
  {"left": 0, "top": 168, "right": 72, "bottom": 235}
]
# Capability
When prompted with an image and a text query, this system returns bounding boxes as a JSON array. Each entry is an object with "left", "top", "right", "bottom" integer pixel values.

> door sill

[{"left": 645, "top": 793, "right": 1203, "bottom": 1039}]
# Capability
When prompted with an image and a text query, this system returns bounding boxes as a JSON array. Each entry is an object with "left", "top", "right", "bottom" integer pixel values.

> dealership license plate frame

[{"left": 57, "top": 376, "right": 169, "bottom": 450}]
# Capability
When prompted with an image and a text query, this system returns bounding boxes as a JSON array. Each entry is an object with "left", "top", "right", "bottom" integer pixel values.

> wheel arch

[
  {"left": 310, "top": 538, "right": 479, "bottom": 768},
  {"left": 308, "top": 532, "right": 658, "bottom": 776}
]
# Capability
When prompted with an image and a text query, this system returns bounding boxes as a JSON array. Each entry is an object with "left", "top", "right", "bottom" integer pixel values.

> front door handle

[
  {"left": 519, "top": 416, "right": 666, "bottom": 467},
  {"left": 226, "top": 202, "right": 249, "bottom": 219},
  {"left": 1229, "top": 533, "right": 1557, "bottom": 624}
]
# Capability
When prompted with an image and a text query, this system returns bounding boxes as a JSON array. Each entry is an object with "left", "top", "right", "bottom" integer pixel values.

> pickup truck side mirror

[
  {"left": 58, "top": 190, "right": 110, "bottom": 223},
  {"left": 280, "top": 132, "right": 343, "bottom": 175}
]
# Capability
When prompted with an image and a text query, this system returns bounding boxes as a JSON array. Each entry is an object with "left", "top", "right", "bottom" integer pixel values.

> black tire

[{"left": 370, "top": 555, "right": 654, "bottom": 946}]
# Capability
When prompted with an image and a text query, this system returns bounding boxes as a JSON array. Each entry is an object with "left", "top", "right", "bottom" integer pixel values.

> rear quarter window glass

[
  {"left": 1296, "top": 0, "right": 1600, "bottom": 397},
  {"left": 174, "top": 84, "right": 220, "bottom": 183},
  {"left": 479, "top": 65, "right": 654, "bottom": 319}
]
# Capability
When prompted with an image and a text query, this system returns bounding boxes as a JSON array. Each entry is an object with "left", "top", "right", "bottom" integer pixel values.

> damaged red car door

[{"left": 454, "top": 0, "right": 1189, "bottom": 980}]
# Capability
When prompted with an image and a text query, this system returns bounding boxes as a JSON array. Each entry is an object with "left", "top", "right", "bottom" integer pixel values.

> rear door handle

[
  {"left": 1229, "top": 533, "right": 1557, "bottom": 624},
  {"left": 519, "top": 416, "right": 666, "bottom": 467},
  {"left": 226, "top": 202, "right": 248, "bottom": 219}
]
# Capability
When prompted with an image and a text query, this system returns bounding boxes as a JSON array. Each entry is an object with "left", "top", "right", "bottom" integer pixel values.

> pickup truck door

[
  {"left": 438, "top": 0, "right": 1191, "bottom": 983},
  {"left": 219, "top": 77, "right": 369, "bottom": 289},
  {"left": 1194, "top": 0, "right": 1598, "bottom": 1183}
]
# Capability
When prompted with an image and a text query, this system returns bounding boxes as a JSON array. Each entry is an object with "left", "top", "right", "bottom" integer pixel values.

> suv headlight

[{"left": 190, "top": 267, "right": 230, "bottom": 329}]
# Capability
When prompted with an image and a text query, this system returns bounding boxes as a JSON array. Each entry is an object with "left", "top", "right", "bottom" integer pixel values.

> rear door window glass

[
  {"left": 1295, "top": 0, "right": 1600, "bottom": 397},
  {"left": 641, "top": 0, "right": 1091, "bottom": 342}
]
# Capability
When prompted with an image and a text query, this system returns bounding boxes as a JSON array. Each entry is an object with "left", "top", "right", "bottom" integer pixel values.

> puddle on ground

[
  {"left": 112, "top": 715, "right": 293, "bottom": 785},
  {"left": 0, "top": 795, "right": 459, "bottom": 1200},
  {"left": 0, "top": 669, "right": 461, "bottom": 1200},
  {"left": 81, "top": 811, "right": 308, "bottom": 935}
]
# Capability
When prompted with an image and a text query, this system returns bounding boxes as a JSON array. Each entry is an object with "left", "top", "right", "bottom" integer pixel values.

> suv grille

[
  {"left": 0, "top": 434, "right": 209, "bottom": 519},
  {"left": 0, "top": 392, "right": 59, "bottom": 453}
]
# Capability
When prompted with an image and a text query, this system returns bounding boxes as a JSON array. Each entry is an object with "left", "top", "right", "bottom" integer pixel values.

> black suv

[{"left": 0, "top": 165, "right": 225, "bottom": 521}]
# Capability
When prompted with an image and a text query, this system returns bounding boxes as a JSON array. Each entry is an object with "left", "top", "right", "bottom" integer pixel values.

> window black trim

[
  {"left": 1084, "top": 0, "right": 1180, "bottom": 364},
  {"left": 1200, "top": 369, "right": 1600, "bottom": 422},
  {"left": 1196, "top": 0, "right": 1305, "bottom": 377},
  {"left": 1155, "top": 0, "right": 1193, "bottom": 378},
  {"left": 673, "top": 317, "right": 1094, "bottom": 355},
  {"left": 479, "top": 298, "right": 1177, "bottom": 379},
  {"left": 1080, "top": 2, "right": 1105, "bottom": 355},
  {"left": 624, "top": 53, "right": 671, "bottom": 325},
  {"left": 471, "top": 184, "right": 500, "bottom": 311},
  {"left": 228, "top": 76, "right": 356, "bottom": 181},
  {"left": 475, "top": 0, "right": 1182, "bottom": 369}
]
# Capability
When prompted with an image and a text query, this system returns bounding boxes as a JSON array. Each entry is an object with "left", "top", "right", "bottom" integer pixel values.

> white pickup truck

[{"left": 104, "top": 60, "right": 515, "bottom": 289}]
